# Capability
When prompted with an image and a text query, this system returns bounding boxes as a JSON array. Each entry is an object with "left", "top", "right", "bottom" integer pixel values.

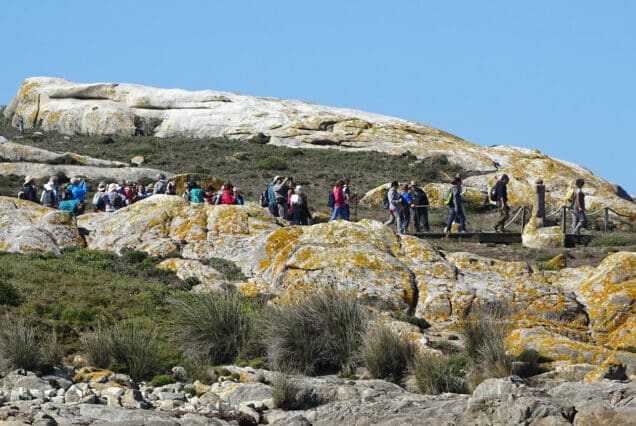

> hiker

[
  {"left": 91, "top": 182, "right": 108, "bottom": 212},
  {"left": 153, "top": 173, "right": 168, "bottom": 195},
  {"left": 58, "top": 199, "right": 86, "bottom": 216},
  {"left": 290, "top": 185, "right": 312, "bottom": 225},
  {"left": 135, "top": 184, "right": 148, "bottom": 201},
  {"left": 444, "top": 176, "right": 468, "bottom": 234},
  {"left": 410, "top": 180, "right": 430, "bottom": 233},
  {"left": 40, "top": 181, "right": 57, "bottom": 208},
  {"left": 571, "top": 178, "right": 587, "bottom": 235},
  {"left": 203, "top": 185, "right": 217, "bottom": 204},
  {"left": 383, "top": 181, "right": 400, "bottom": 227},
  {"left": 343, "top": 177, "right": 357, "bottom": 220},
  {"left": 397, "top": 184, "right": 411, "bottom": 234},
  {"left": 105, "top": 183, "right": 127, "bottom": 212},
  {"left": 272, "top": 176, "right": 290, "bottom": 218},
  {"left": 233, "top": 187, "right": 244, "bottom": 205},
  {"left": 47, "top": 176, "right": 62, "bottom": 207},
  {"left": 492, "top": 174, "right": 510, "bottom": 232},
  {"left": 266, "top": 177, "right": 280, "bottom": 217},
  {"left": 18, "top": 176, "right": 38, "bottom": 202},
  {"left": 166, "top": 180, "right": 177, "bottom": 195},
  {"left": 329, "top": 179, "right": 348, "bottom": 221},
  {"left": 67, "top": 177, "right": 88, "bottom": 202},
  {"left": 17, "top": 116, "right": 24, "bottom": 135},
  {"left": 220, "top": 181, "right": 237, "bottom": 205}
]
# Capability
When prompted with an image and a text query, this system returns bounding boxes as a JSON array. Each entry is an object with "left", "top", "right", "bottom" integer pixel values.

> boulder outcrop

[{"left": 4, "top": 78, "right": 635, "bottom": 220}]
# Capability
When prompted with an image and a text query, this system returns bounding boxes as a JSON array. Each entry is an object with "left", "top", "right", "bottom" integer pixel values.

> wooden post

[
  {"left": 535, "top": 180, "right": 545, "bottom": 227},
  {"left": 521, "top": 207, "right": 527, "bottom": 232},
  {"left": 562, "top": 206, "right": 567, "bottom": 234},
  {"left": 604, "top": 207, "right": 609, "bottom": 233}
]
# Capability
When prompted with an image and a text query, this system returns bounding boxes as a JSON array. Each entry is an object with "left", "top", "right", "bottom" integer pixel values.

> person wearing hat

[
  {"left": 18, "top": 176, "right": 38, "bottom": 202},
  {"left": 40, "top": 182, "right": 56, "bottom": 208},
  {"left": 233, "top": 187, "right": 244, "bottom": 205},
  {"left": 153, "top": 173, "right": 168, "bottom": 195},
  {"left": 290, "top": 185, "right": 311, "bottom": 225},
  {"left": 92, "top": 182, "right": 108, "bottom": 212},
  {"left": 105, "top": 183, "right": 127, "bottom": 212}
]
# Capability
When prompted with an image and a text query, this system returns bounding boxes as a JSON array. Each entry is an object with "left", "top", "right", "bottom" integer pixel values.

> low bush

[
  {"left": 411, "top": 352, "right": 468, "bottom": 395},
  {"left": 256, "top": 156, "right": 287, "bottom": 170},
  {"left": 589, "top": 233, "right": 636, "bottom": 247},
  {"left": 81, "top": 323, "right": 114, "bottom": 369},
  {"left": 361, "top": 326, "right": 415, "bottom": 383},
  {"left": 513, "top": 349, "right": 551, "bottom": 378},
  {"left": 458, "top": 305, "right": 513, "bottom": 389},
  {"left": 0, "top": 281, "right": 21, "bottom": 306},
  {"left": 148, "top": 374, "right": 176, "bottom": 387},
  {"left": 271, "top": 372, "right": 301, "bottom": 410},
  {"left": 261, "top": 291, "right": 367, "bottom": 375},
  {"left": 110, "top": 320, "right": 162, "bottom": 382},
  {"left": 536, "top": 261, "right": 558, "bottom": 271},
  {"left": 0, "top": 317, "right": 62, "bottom": 372},
  {"left": 169, "top": 291, "right": 258, "bottom": 365}
]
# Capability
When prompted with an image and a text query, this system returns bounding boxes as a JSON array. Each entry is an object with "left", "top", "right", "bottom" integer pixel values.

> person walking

[
  {"left": 571, "top": 178, "right": 587, "bottom": 235},
  {"left": 343, "top": 177, "right": 357, "bottom": 221},
  {"left": 383, "top": 181, "right": 400, "bottom": 228},
  {"left": 397, "top": 184, "right": 411, "bottom": 234},
  {"left": 329, "top": 179, "right": 349, "bottom": 221},
  {"left": 492, "top": 174, "right": 510, "bottom": 232},
  {"left": 290, "top": 185, "right": 312, "bottom": 225},
  {"left": 410, "top": 180, "right": 430, "bottom": 233},
  {"left": 444, "top": 176, "right": 467, "bottom": 234}
]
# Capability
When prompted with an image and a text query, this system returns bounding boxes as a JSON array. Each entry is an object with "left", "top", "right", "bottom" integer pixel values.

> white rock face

[{"left": 5, "top": 78, "right": 634, "bottom": 219}]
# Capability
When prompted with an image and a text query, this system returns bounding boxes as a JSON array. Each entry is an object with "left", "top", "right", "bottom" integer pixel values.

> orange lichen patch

[
  {"left": 395, "top": 235, "right": 440, "bottom": 262},
  {"left": 606, "top": 316, "right": 636, "bottom": 349},
  {"left": 209, "top": 206, "right": 251, "bottom": 235},
  {"left": 169, "top": 207, "right": 207, "bottom": 240},
  {"left": 237, "top": 279, "right": 270, "bottom": 298},
  {"left": 73, "top": 366, "right": 111, "bottom": 383},
  {"left": 15, "top": 79, "right": 42, "bottom": 101},
  {"left": 547, "top": 253, "right": 567, "bottom": 269}
]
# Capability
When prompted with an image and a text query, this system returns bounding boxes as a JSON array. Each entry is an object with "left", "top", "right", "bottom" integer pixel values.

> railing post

[
  {"left": 521, "top": 207, "right": 527, "bottom": 232},
  {"left": 604, "top": 207, "right": 609, "bottom": 233},
  {"left": 535, "top": 179, "right": 545, "bottom": 227},
  {"left": 562, "top": 206, "right": 567, "bottom": 234}
]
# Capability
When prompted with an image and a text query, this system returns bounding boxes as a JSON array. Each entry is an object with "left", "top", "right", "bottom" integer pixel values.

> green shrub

[
  {"left": 513, "top": 349, "right": 551, "bottom": 378},
  {"left": 536, "top": 261, "right": 558, "bottom": 271},
  {"left": 458, "top": 305, "right": 513, "bottom": 389},
  {"left": 61, "top": 306, "right": 95, "bottom": 324},
  {"left": 271, "top": 372, "right": 301, "bottom": 410},
  {"left": 81, "top": 324, "right": 115, "bottom": 369},
  {"left": 361, "top": 326, "right": 415, "bottom": 383},
  {"left": 38, "top": 333, "right": 64, "bottom": 373},
  {"left": 589, "top": 234, "right": 635, "bottom": 248},
  {"left": 0, "top": 317, "right": 41, "bottom": 371},
  {"left": 207, "top": 258, "right": 247, "bottom": 282},
  {"left": 256, "top": 156, "right": 287, "bottom": 170},
  {"left": 110, "top": 320, "right": 162, "bottom": 382},
  {"left": 169, "top": 291, "right": 257, "bottom": 365},
  {"left": 412, "top": 352, "right": 468, "bottom": 395},
  {"left": 148, "top": 374, "right": 176, "bottom": 387},
  {"left": 261, "top": 291, "right": 367, "bottom": 375},
  {"left": 0, "top": 281, "right": 21, "bottom": 306}
]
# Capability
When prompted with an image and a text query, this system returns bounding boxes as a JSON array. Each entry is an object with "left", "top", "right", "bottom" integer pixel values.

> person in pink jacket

[{"left": 329, "top": 179, "right": 349, "bottom": 221}]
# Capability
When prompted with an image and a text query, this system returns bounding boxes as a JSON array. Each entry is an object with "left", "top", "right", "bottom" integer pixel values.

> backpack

[
  {"left": 260, "top": 187, "right": 270, "bottom": 207},
  {"left": 564, "top": 188, "right": 575, "bottom": 207},
  {"left": 42, "top": 189, "right": 55, "bottom": 207},
  {"left": 267, "top": 185, "right": 277, "bottom": 206},
  {"left": 490, "top": 185, "right": 499, "bottom": 202},
  {"left": 381, "top": 190, "right": 390, "bottom": 209},
  {"left": 190, "top": 188, "right": 203, "bottom": 203},
  {"left": 327, "top": 191, "right": 336, "bottom": 208},
  {"left": 17, "top": 190, "right": 26, "bottom": 200},
  {"left": 154, "top": 180, "right": 167, "bottom": 194},
  {"left": 92, "top": 192, "right": 105, "bottom": 210},
  {"left": 444, "top": 189, "right": 453, "bottom": 206}
]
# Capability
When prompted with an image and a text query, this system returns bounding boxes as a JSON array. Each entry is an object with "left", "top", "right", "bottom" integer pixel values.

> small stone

[{"left": 131, "top": 155, "right": 145, "bottom": 166}]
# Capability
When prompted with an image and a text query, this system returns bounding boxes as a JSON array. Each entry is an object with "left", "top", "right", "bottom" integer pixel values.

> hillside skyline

[{"left": 0, "top": 1, "right": 634, "bottom": 193}]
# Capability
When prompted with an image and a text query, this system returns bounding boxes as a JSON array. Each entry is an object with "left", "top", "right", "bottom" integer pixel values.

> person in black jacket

[
  {"left": 409, "top": 180, "right": 430, "bottom": 233},
  {"left": 493, "top": 174, "right": 510, "bottom": 232},
  {"left": 289, "top": 185, "right": 312, "bottom": 225},
  {"left": 18, "top": 176, "right": 38, "bottom": 202}
]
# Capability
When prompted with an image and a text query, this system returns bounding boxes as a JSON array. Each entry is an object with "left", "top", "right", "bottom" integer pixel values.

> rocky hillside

[{"left": 4, "top": 77, "right": 635, "bottom": 219}]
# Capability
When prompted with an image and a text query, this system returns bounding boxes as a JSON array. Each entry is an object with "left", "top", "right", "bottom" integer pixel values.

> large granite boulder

[
  {"left": 0, "top": 196, "right": 84, "bottom": 254},
  {"left": 4, "top": 78, "right": 635, "bottom": 220}
]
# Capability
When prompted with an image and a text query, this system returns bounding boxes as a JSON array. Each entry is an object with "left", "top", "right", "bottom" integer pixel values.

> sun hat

[
  {"left": 24, "top": 175, "right": 33, "bottom": 184},
  {"left": 43, "top": 183, "right": 53, "bottom": 191},
  {"left": 70, "top": 177, "right": 80, "bottom": 185},
  {"left": 295, "top": 185, "right": 303, "bottom": 192},
  {"left": 98, "top": 182, "right": 106, "bottom": 190},
  {"left": 108, "top": 183, "right": 118, "bottom": 192}
]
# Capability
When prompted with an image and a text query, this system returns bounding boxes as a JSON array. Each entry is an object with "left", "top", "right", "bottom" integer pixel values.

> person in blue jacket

[{"left": 66, "top": 176, "right": 89, "bottom": 201}]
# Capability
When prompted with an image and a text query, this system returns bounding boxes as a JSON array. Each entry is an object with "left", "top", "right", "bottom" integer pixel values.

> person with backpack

[
  {"left": 290, "top": 185, "right": 312, "bottom": 225},
  {"left": 204, "top": 185, "right": 217, "bottom": 204},
  {"left": 397, "top": 184, "right": 412, "bottom": 234},
  {"left": 329, "top": 179, "right": 349, "bottom": 222},
  {"left": 266, "top": 177, "right": 280, "bottom": 217},
  {"left": 409, "top": 181, "right": 430, "bottom": 233},
  {"left": 272, "top": 176, "right": 290, "bottom": 219},
  {"left": 383, "top": 181, "right": 400, "bottom": 227},
  {"left": 40, "top": 182, "right": 57, "bottom": 208},
  {"left": 343, "top": 177, "right": 357, "bottom": 220},
  {"left": 189, "top": 182, "right": 204, "bottom": 203},
  {"left": 444, "top": 175, "right": 468, "bottom": 234},
  {"left": 153, "top": 173, "right": 168, "bottom": 195},
  {"left": 18, "top": 176, "right": 38, "bottom": 202},
  {"left": 220, "top": 181, "right": 237, "bottom": 205},
  {"left": 571, "top": 178, "right": 587, "bottom": 235},
  {"left": 58, "top": 199, "right": 86, "bottom": 217},
  {"left": 492, "top": 174, "right": 510, "bottom": 232},
  {"left": 92, "top": 182, "right": 108, "bottom": 212},
  {"left": 47, "top": 176, "right": 62, "bottom": 207},
  {"left": 233, "top": 187, "right": 244, "bottom": 205},
  {"left": 105, "top": 183, "right": 127, "bottom": 212}
]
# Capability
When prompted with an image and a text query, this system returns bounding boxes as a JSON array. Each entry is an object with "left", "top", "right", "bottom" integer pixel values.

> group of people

[
  {"left": 264, "top": 176, "right": 312, "bottom": 225},
  {"left": 384, "top": 180, "right": 430, "bottom": 234}
]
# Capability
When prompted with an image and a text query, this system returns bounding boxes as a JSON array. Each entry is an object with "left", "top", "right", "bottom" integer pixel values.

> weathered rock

[
  {"left": 522, "top": 216, "right": 565, "bottom": 249},
  {"left": 130, "top": 155, "right": 145, "bottom": 166},
  {"left": 0, "top": 196, "right": 84, "bottom": 254},
  {"left": 5, "top": 78, "right": 635, "bottom": 220}
]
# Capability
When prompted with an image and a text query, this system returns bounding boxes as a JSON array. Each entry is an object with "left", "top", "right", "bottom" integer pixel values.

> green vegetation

[
  {"left": 169, "top": 291, "right": 261, "bottom": 365},
  {"left": 271, "top": 372, "right": 301, "bottom": 410},
  {"left": 148, "top": 374, "right": 176, "bottom": 387},
  {"left": 256, "top": 156, "right": 288, "bottom": 170},
  {"left": 361, "top": 326, "right": 415, "bottom": 384},
  {"left": 261, "top": 291, "right": 367, "bottom": 375},
  {"left": 0, "top": 317, "right": 62, "bottom": 373},
  {"left": 536, "top": 261, "right": 559, "bottom": 271},
  {"left": 411, "top": 352, "right": 468, "bottom": 395},
  {"left": 589, "top": 233, "right": 636, "bottom": 248}
]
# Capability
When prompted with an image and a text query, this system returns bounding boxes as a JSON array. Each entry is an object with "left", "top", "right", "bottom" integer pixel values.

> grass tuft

[
  {"left": 411, "top": 352, "right": 468, "bottom": 395},
  {"left": 361, "top": 326, "right": 415, "bottom": 383}
]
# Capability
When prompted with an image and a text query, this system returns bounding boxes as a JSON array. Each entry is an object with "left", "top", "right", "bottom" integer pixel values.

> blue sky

[{"left": 1, "top": 1, "right": 634, "bottom": 193}]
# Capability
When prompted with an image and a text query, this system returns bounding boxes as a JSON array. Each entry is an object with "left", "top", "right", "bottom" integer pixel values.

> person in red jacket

[
  {"left": 328, "top": 179, "right": 349, "bottom": 221},
  {"left": 220, "top": 181, "right": 236, "bottom": 205}
]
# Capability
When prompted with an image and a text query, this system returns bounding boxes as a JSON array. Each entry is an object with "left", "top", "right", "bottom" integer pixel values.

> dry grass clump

[{"left": 361, "top": 325, "right": 415, "bottom": 384}]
